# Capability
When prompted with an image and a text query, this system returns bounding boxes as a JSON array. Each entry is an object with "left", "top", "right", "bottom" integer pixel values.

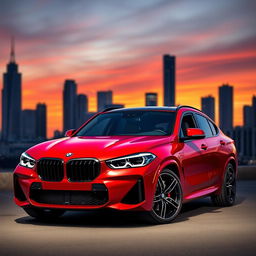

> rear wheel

[
  {"left": 211, "top": 163, "right": 236, "bottom": 207},
  {"left": 23, "top": 206, "right": 65, "bottom": 220},
  {"left": 146, "top": 169, "right": 183, "bottom": 224}
]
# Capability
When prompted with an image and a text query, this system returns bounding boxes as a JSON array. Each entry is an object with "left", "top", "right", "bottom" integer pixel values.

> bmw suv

[{"left": 14, "top": 106, "right": 237, "bottom": 224}]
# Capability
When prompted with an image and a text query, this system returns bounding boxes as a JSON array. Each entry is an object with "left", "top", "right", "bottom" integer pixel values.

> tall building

[
  {"left": 145, "top": 93, "right": 158, "bottom": 106},
  {"left": 252, "top": 95, "right": 256, "bottom": 127},
  {"left": 21, "top": 110, "right": 36, "bottom": 141},
  {"left": 163, "top": 55, "right": 175, "bottom": 106},
  {"left": 1, "top": 38, "right": 22, "bottom": 142},
  {"left": 97, "top": 91, "right": 112, "bottom": 111},
  {"left": 201, "top": 95, "right": 215, "bottom": 121},
  {"left": 36, "top": 103, "right": 47, "bottom": 139},
  {"left": 76, "top": 94, "right": 88, "bottom": 127},
  {"left": 219, "top": 84, "right": 233, "bottom": 135},
  {"left": 63, "top": 80, "right": 77, "bottom": 132},
  {"left": 243, "top": 105, "right": 253, "bottom": 128}
]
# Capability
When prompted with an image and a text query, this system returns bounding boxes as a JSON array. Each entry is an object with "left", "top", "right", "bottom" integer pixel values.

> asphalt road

[{"left": 0, "top": 181, "right": 256, "bottom": 256}]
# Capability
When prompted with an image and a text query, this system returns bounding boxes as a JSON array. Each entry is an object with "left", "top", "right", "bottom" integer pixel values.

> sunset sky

[{"left": 0, "top": 0, "right": 255, "bottom": 137}]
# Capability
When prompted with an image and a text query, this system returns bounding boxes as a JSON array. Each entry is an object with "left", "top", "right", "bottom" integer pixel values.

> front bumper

[{"left": 14, "top": 159, "right": 160, "bottom": 211}]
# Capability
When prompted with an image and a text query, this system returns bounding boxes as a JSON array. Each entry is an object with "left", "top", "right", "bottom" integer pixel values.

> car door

[
  {"left": 179, "top": 113, "right": 210, "bottom": 195},
  {"left": 193, "top": 113, "right": 219, "bottom": 187},
  {"left": 195, "top": 115, "right": 228, "bottom": 186}
]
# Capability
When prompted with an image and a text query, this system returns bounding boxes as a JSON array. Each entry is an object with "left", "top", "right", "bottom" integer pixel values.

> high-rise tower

[
  {"left": 2, "top": 38, "right": 22, "bottom": 141},
  {"left": 63, "top": 80, "right": 77, "bottom": 132},
  {"left": 219, "top": 84, "right": 233, "bottom": 135},
  {"left": 163, "top": 55, "right": 175, "bottom": 106}
]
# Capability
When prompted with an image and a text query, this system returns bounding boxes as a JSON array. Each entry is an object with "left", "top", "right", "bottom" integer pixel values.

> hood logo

[{"left": 66, "top": 152, "right": 73, "bottom": 157}]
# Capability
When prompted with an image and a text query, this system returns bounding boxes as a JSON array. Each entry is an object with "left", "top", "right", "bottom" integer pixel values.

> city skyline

[
  {"left": 0, "top": 0, "right": 256, "bottom": 137},
  {"left": 0, "top": 42, "right": 255, "bottom": 139},
  {"left": 1, "top": 43, "right": 256, "bottom": 163}
]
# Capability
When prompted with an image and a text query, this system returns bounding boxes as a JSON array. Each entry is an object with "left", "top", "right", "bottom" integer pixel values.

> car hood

[{"left": 26, "top": 135, "right": 172, "bottom": 161}]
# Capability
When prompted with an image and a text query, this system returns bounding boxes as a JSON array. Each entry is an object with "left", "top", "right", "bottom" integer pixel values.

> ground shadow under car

[{"left": 15, "top": 196, "right": 245, "bottom": 228}]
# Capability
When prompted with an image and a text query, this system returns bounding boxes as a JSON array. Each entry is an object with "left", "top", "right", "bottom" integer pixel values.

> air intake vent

[{"left": 30, "top": 189, "right": 108, "bottom": 205}]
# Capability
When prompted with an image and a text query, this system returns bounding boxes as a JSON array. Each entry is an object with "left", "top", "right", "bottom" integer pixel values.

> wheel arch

[
  {"left": 225, "top": 155, "right": 238, "bottom": 175},
  {"left": 157, "top": 159, "right": 184, "bottom": 184}
]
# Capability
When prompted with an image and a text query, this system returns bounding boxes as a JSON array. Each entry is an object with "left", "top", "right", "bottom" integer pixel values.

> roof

[
  {"left": 105, "top": 106, "right": 178, "bottom": 112},
  {"left": 104, "top": 105, "right": 202, "bottom": 113}
]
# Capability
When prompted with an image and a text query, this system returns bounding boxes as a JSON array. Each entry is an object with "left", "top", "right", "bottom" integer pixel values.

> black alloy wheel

[{"left": 147, "top": 169, "right": 182, "bottom": 224}]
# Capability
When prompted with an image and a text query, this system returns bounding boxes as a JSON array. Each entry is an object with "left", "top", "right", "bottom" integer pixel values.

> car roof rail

[
  {"left": 102, "top": 107, "right": 124, "bottom": 112},
  {"left": 176, "top": 105, "right": 202, "bottom": 112}
]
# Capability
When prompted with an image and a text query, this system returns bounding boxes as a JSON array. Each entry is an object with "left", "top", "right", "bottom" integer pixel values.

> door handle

[
  {"left": 220, "top": 140, "right": 226, "bottom": 146},
  {"left": 201, "top": 144, "right": 208, "bottom": 150}
]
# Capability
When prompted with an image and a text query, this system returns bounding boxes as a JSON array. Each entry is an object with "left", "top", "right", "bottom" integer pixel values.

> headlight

[
  {"left": 19, "top": 152, "right": 36, "bottom": 169},
  {"left": 106, "top": 153, "right": 156, "bottom": 169}
]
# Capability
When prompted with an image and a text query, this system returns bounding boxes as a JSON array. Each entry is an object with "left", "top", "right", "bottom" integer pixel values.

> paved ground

[{"left": 0, "top": 180, "right": 256, "bottom": 256}]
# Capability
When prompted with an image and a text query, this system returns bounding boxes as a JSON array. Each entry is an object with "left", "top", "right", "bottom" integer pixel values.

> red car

[{"left": 14, "top": 106, "right": 237, "bottom": 224}]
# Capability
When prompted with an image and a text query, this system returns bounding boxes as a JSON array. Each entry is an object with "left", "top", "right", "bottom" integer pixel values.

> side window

[
  {"left": 180, "top": 114, "right": 196, "bottom": 137},
  {"left": 208, "top": 120, "right": 218, "bottom": 136},
  {"left": 195, "top": 114, "right": 213, "bottom": 137}
]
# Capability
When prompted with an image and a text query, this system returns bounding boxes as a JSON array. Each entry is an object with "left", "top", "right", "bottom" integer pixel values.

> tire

[
  {"left": 23, "top": 206, "right": 65, "bottom": 220},
  {"left": 211, "top": 163, "right": 236, "bottom": 207},
  {"left": 145, "top": 169, "right": 183, "bottom": 224}
]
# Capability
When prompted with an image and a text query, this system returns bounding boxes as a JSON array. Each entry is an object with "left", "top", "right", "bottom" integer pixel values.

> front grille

[
  {"left": 37, "top": 158, "right": 64, "bottom": 182},
  {"left": 30, "top": 189, "right": 108, "bottom": 205},
  {"left": 66, "top": 159, "right": 100, "bottom": 182}
]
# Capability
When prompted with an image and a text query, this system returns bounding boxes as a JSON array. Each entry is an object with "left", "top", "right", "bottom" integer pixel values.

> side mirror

[
  {"left": 180, "top": 128, "right": 205, "bottom": 141},
  {"left": 65, "top": 129, "right": 76, "bottom": 137}
]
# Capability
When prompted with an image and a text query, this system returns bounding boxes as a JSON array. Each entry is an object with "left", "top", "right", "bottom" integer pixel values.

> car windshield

[{"left": 76, "top": 110, "right": 176, "bottom": 136}]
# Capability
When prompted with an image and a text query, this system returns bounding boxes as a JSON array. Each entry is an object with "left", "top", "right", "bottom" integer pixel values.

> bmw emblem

[{"left": 66, "top": 153, "right": 73, "bottom": 157}]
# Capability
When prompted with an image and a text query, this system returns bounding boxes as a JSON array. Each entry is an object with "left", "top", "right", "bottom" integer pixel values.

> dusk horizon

[{"left": 0, "top": 0, "right": 255, "bottom": 137}]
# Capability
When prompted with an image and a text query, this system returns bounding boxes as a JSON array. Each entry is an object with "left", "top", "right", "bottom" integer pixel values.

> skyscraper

[
  {"left": 219, "top": 84, "right": 233, "bottom": 134},
  {"left": 145, "top": 93, "right": 158, "bottom": 106},
  {"left": 252, "top": 95, "right": 256, "bottom": 127},
  {"left": 63, "top": 79, "right": 77, "bottom": 132},
  {"left": 97, "top": 91, "right": 112, "bottom": 111},
  {"left": 21, "top": 110, "right": 36, "bottom": 141},
  {"left": 163, "top": 55, "right": 175, "bottom": 106},
  {"left": 1, "top": 38, "right": 22, "bottom": 142},
  {"left": 243, "top": 105, "right": 253, "bottom": 128},
  {"left": 76, "top": 94, "right": 88, "bottom": 127},
  {"left": 201, "top": 95, "right": 215, "bottom": 121},
  {"left": 36, "top": 103, "right": 47, "bottom": 139}
]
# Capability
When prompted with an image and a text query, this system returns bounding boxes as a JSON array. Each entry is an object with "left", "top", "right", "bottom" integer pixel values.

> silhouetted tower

[
  {"left": 76, "top": 94, "right": 88, "bottom": 127},
  {"left": 219, "top": 84, "right": 233, "bottom": 135},
  {"left": 163, "top": 55, "right": 175, "bottom": 106},
  {"left": 63, "top": 80, "right": 77, "bottom": 132},
  {"left": 243, "top": 105, "right": 253, "bottom": 128},
  {"left": 252, "top": 95, "right": 256, "bottom": 128},
  {"left": 201, "top": 95, "right": 215, "bottom": 121},
  {"left": 36, "top": 103, "right": 47, "bottom": 139},
  {"left": 1, "top": 38, "right": 22, "bottom": 141},
  {"left": 97, "top": 91, "right": 112, "bottom": 111}
]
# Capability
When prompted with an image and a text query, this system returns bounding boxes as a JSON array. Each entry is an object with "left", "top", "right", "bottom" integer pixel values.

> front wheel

[
  {"left": 211, "top": 163, "right": 236, "bottom": 207},
  {"left": 23, "top": 206, "right": 65, "bottom": 220},
  {"left": 146, "top": 169, "right": 183, "bottom": 224}
]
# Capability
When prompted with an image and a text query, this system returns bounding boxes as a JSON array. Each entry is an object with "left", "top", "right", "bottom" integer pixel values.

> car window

[
  {"left": 208, "top": 120, "right": 218, "bottom": 136},
  {"left": 180, "top": 114, "right": 196, "bottom": 137},
  {"left": 194, "top": 114, "right": 213, "bottom": 137},
  {"left": 76, "top": 111, "right": 176, "bottom": 136}
]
